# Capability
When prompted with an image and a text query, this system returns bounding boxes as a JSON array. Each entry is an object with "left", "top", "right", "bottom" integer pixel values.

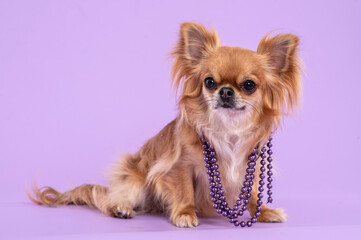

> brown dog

[{"left": 28, "top": 22, "right": 301, "bottom": 228}]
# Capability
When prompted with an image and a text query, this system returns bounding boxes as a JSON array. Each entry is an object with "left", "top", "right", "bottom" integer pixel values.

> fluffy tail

[{"left": 27, "top": 183, "right": 110, "bottom": 215}]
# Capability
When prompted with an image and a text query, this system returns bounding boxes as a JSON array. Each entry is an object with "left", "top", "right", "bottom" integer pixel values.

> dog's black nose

[{"left": 219, "top": 87, "right": 234, "bottom": 100}]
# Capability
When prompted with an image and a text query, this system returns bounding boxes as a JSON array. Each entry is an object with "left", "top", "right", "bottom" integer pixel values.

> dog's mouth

[{"left": 217, "top": 103, "right": 246, "bottom": 111}]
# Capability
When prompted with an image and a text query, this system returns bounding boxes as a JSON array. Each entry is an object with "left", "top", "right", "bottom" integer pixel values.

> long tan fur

[{"left": 28, "top": 22, "right": 301, "bottom": 227}]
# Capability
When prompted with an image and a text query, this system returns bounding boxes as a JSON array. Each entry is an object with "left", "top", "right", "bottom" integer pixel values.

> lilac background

[{"left": 1, "top": 0, "right": 361, "bottom": 239}]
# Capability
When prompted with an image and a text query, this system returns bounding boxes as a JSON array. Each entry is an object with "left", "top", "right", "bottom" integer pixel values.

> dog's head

[{"left": 172, "top": 22, "right": 301, "bottom": 139}]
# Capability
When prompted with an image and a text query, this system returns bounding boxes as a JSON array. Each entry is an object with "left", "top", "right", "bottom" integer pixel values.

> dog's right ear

[
  {"left": 179, "top": 22, "right": 220, "bottom": 62},
  {"left": 172, "top": 22, "right": 220, "bottom": 89}
]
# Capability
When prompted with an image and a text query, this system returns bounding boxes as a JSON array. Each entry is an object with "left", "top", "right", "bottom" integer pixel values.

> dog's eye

[
  {"left": 241, "top": 80, "right": 257, "bottom": 94},
  {"left": 204, "top": 77, "right": 216, "bottom": 90}
]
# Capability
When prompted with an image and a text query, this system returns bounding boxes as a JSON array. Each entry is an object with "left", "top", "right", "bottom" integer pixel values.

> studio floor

[{"left": 1, "top": 195, "right": 360, "bottom": 240}]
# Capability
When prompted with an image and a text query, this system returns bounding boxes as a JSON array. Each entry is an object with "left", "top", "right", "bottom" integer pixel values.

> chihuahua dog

[{"left": 28, "top": 22, "right": 301, "bottom": 228}]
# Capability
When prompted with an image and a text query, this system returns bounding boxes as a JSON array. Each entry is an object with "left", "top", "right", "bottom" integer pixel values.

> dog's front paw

[
  {"left": 257, "top": 208, "right": 288, "bottom": 223},
  {"left": 111, "top": 205, "right": 134, "bottom": 219},
  {"left": 172, "top": 213, "right": 199, "bottom": 228}
]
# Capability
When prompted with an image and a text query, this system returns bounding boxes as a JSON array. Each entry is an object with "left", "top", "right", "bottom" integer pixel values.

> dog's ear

[
  {"left": 257, "top": 34, "right": 301, "bottom": 120},
  {"left": 172, "top": 22, "right": 220, "bottom": 90},
  {"left": 257, "top": 34, "right": 299, "bottom": 74},
  {"left": 179, "top": 22, "right": 220, "bottom": 61}
]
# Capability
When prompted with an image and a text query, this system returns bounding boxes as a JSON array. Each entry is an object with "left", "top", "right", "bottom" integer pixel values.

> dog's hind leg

[{"left": 107, "top": 153, "right": 147, "bottom": 219}]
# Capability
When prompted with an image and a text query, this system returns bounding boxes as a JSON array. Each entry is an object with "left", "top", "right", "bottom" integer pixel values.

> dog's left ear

[{"left": 257, "top": 34, "right": 301, "bottom": 116}]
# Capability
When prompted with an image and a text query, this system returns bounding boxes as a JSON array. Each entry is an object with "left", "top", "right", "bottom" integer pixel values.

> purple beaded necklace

[{"left": 201, "top": 136, "right": 274, "bottom": 227}]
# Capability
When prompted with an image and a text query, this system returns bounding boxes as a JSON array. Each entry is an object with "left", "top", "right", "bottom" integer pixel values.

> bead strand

[{"left": 201, "top": 136, "right": 274, "bottom": 227}]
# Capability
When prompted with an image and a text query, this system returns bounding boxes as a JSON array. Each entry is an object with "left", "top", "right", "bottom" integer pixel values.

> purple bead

[
  {"left": 238, "top": 210, "right": 244, "bottom": 216},
  {"left": 222, "top": 211, "right": 227, "bottom": 216},
  {"left": 222, "top": 202, "right": 228, "bottom": 206},
  {"left": 268, "top": 177, "right": 273, "bottom": 182},
  {"left": 259, "top": 180, "right": 265, "bottom": 186},
  {"left": 233, "top": 213, "right": 238, "bottom": 218},
  {"left": 251, "top": 217, "right": 257, "bottom": 223},
  {"left": 220, "top": 196, "right": 226, "bottom": 201},
  {"left": 258, "top": 193, "right": 263, "bottom": 198},
  {"left": 256, "top": 206, "right": 262, "bottom": 211},
  {"left": 206, "top": 170, "right": 212, "bottom": 175},
  {"left": 259, "top": 187, "right": 264, "bottom": 192},
  {"left": 229, "top": 218, "right": 235, "bottom": 223},
  {"left": 257, "top": 200, "right": 262, "bottom": 205},
  {"left": 210, "top": 158, "right": 217, "bottom": 163},
  {"left": 246, "top": 168, "right": 252, "bottom": 174},
  {"left": 267, "top": 149, "right": 273, "bottom": 155},
  {"left": 236, "top": 200, "right": 242, "bottom": 206},
  {"left": 255, "top": 212, "right": 261, "bottom": 217},
  {"left": 260, "top": 166, "right": 266, "bottom": 172},
  {"left": 245, "top": 175, "right": 251, "bottom": 180},
  {"left": 267, "top": 142, "right": 272, "bottom": 148},
  {"left": 233, "top": 206, "right": 238, "bottom": 211},
  {"left": 239, "top": 194, "right": 245, "bottom": 199},
  {"left": 210, "top": 151, "right": 216, "bottom": 157},
  {"left": 212, "top": 187, "right": 218, "bottom": 192},
  {"left": 268, "top": 137, "right": 273, "bottom": 141},
  {"left": 209, "top": 176, "right": 214, "bottom": 182},
  {"left": 210, "top": 182, "right": 216, "bottom": 187},
  {"left": 218, "top": 190, "right": 224, "bottom": 195},
  {"left": 248, "top": 155, "right": 256, "bottom": 161},
  {"left": 242, "top": 205, "right": 247, "bottom": 211},
  {"left": 228, "top": 210, "right": 234, "bottom": 215},
  {"left": 213, "top": 204, "right": 218, "bottom": 209},
  {"left": 267, "top": 197, "right": 273, "bottom": 203},
  {"left": 260, "top": 160, "right": 266, "bottom": 165},
  {"left": 204, "top": 157, "right": 209, "bottom": 162},
  {"left": 234, "top": 220, "right": 240, "bottom": 227},
  {"left": 214, "top": 171, "right": 220, "bottom": 177},
  {"left": 240, "top": 221, "right": 246, "bottom": 227},
  {"left": 243, "top": 181, "right": 250, "bottom": 187},
  {"left": 260, "top": 173, "right": 265, "bottom": 179},
  {"left": 203, "top": 151, "right": 208, "bottom": 156},
  {"left": 252, "top": 149, "right": 257, "bottom": 154},
  {"left": 267, "top": 164, "right": 273, "bottom": 170},
  {"left": 242, "top": 187, "right": 248, "bottom": 193},
  {"left": 267, "top": 190, "right": 272, "bottom": 196},
  {"left": 215, "top": 194, "right": 220, "bottom": 199},
  {"left": 249, "top": 181, "right": 254, "bottom": 186},
  {"left": 244, "top": 199, "right": 249, "bottom": 204},
  {"left": 201, "top": 138, "right": 206, "bottom": 143},
  {"left": 210, "top": 192, "right": 215, "bottom": 197},
  {"left": 267, "top": 157, "right": 273, "bottom": 162},
  {"left": 250, "top": 174, "right": 255, "bottom": 179},
  {"left": 267, "top": 183, "right": 272, "bottom": 189},
  {"left": 217, "top": 184, "right": 222, "bottom": 188},
  {"left": 215, "top": 177, "right": 221, "bottom": 182},
  {"left": 246, "top": 193, "right": 251, "bottom": 198},
  {"left": 225, "top": 207, "right": 230, "bottom": 211},
  {"left": 247, "top": 221, "right": 252, "bottom": 227},
  {"left": 212, "top": 164, "right": 219, "bottom": 170},
  {"left": 216, "top": 209, "right": 222, "bottom": 214},
  {"left": 261, "top": 153, "right": 267, "bottom": 159},
  {"left": 216, "top": 200, "right": 221, "bottom": 204},
  {"left": 267, "top": 171, "right": 273, "bottom": 176},
  {"left": 205, "top": 163, "right": 210, "bottom": 169},
  {"left": 211, "top": 198, "right": 216, "bottom": 202},
  {"left": 202, "top": 144, "right": 207, "bottom": 149},
  {"left": 261, "top": 147, "right": 267, "bottom": 152}
]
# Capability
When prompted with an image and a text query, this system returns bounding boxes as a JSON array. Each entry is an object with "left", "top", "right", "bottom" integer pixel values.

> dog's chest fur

[{"left": 195, "top": 118, "right": 254, "bottom": 208}]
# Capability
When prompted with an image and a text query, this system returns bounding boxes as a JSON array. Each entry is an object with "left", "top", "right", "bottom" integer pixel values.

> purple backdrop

[{"left": 1, "top": 0, "right": 361, "bottom": 239}]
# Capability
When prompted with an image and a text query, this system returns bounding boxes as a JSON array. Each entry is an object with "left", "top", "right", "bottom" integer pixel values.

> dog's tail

[{"left": 26, "top": 183, "right": 110, "bottom": 214}]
